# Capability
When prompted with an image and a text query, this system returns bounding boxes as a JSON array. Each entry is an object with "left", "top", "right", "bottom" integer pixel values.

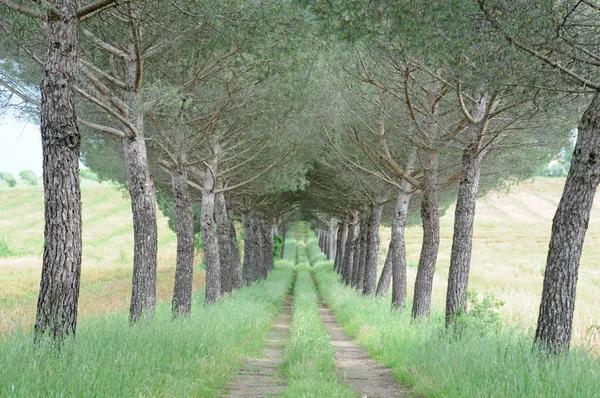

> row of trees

[{"left": 1, "top": 0, "right": 598, "bottom": 354}]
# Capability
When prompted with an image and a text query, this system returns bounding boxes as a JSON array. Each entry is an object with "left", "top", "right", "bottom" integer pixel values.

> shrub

[
  {"left": 0, "top": 172, "right": 17, "bottom": 187},
  {"left": 18, "top": 170, "right": 37, "bottom": 186}
]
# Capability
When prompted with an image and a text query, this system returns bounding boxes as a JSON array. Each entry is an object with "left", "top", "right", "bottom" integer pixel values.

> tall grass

[
  {"left": 0, "top": 262, "right": 294, "bottom": 397},
  {"left": 281, "top": 263, "right": 355, "bottom": 396},
  {"left": 282, "top": 238, "right": 298, "bottom": 263},
  {"left": 306, "top": 237, "right": 326, "bottom": 264},
  {"left": 313, "top": 262, "right": 600, "bottom": 397}
]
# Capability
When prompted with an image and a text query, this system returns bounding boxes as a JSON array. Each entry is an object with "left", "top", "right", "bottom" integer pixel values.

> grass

[
  {"left": 314, "top": 262, "right": 600, "bottom": 397},
  {"left": 0, "top": 180, "right": 199, "bottom": 336},
  {"left": 0, "top": 261, "right": 294, "bottom": 398},
  {"left": 377, "top": 177, "right": 600, "bottom": 351},
  {"left": 281, "top": 225, "right": 356, "bottom": 397},
  {"left": 281, "top": 261, "right": 356, "bottom": 397}
]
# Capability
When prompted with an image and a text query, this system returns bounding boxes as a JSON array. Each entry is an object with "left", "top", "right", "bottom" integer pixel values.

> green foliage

[
  {"left": 281, "top": 265, "right": 356, "bottom": 397},
  {"left": 0, "top": 262, "right": 294, "bottom": 397},
  {"left": 155, "top": 190, "right": 202, "bottom": 235},
  {"left": 194, "top": 232, "right": 204, "bottom": 253},
  {"left": 0, "top": 235, "right": 14, "bottom": 257},
  {"left": 17, "top": 170, "right": 37, "bottom": 186},
  {"left": 79, "top": 169, "right": 100, "bottom": 182},
  {"left": 0, "top": 172, "right": 17, "bottom": 188},
  {"left": 313, "top": 264, "right": 600, "bottom": 397},
  {"left": 454, "top": 290, "right": 505, "bottom": 332},
  {"left": 306, "top": 237, "right": 326, "bottom": 265},
  {"left": 282, "top": 238, "right": 298, "bottom": 263},
  {"left": 273, "top": 234, "right": 283, "bottom": 260}
]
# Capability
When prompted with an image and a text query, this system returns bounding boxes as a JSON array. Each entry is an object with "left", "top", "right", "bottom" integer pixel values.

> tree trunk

[
  {"left": 35, "top": 0, "right": 82, "bottom": 342},
  {"left": 391, "top": 187, "right": 413, "bottom": 310},
  {"left": 445, "top": 92, "right": 489, "bottom": 326},
  {"left": 376, "top": 239, "right": 394, "bottom": 297},
  {"left": 263, "top": 218, "right": 275, "bottom": 277},
  {"left": 242, "top": 212, "right": 258, "bottom": 284},
  {"left": 123, "top": 57, "right": 158, "bottom": 324},
  {"left": 535, "top": 93, "right": 600, "bottom": 353},
  {"left": 171, "top": 163, "right": 195, "bottom": 317},
  {"left": 201, "top": 146, "right": 220, "bottom": 306},
  {"left": 216, "top": 192, "right": 241, "bottom": 295},
  {"left": 280, "top": 223, "right": 286, "bottom": 259},
  {"left": 351, "top": 215, "right": 365, "bottom": 288},
  {"left": 335, "top": 223, "right": 348, "bottom": 274},
  {"left": 355, "top": 214, "right": 369, "bottom": 292},
  {"left": 412, "top": 149, "right": 440, "bottom": 320},
  {"left": 363, "top": 204, "right": 383, "bottom": 296},
  {"left": 342, "top": 219, "right": 358, "bottom": 285},
  {"left": 445, "top": 145, "right": 483, "bottom": 325},
  {"left": 328, "top": 223, "right": 336, "bottom": 261}
]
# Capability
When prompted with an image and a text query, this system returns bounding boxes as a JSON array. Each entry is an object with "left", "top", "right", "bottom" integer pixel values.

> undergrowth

[
  {"left": 313, "top": 262, "right": 600, "bottom": 397},
  {"left": 0, "top": 261, "right": 294, "bottom": 397}
]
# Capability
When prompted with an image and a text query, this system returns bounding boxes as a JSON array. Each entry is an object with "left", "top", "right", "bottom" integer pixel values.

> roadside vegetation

[
  {"left": 0, "top": 261, "right": 293, "bottom": 397},
  {"left": 314, "top": 258, "right": 600, "bottom": 398}
]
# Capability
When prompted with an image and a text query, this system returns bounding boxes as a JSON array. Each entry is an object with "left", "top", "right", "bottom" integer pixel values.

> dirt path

[
  {"left": 223, "top": 296, "right": 293, "bottom": 397},
  {"left": 317, "top": 295, "right": 411, "bottom": 397}
]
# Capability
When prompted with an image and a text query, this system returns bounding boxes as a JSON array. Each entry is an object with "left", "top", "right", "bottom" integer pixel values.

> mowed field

[
  {"left": 0, "top": 180, "right": 204, "bottom": 336},
  {"left": 379, "top": 177, "right": 600, "bottom": 350}
]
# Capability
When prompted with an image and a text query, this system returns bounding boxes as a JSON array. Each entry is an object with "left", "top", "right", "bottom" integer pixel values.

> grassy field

[
  {"left": 379, "top": 177, "right": 600, "bottom": 351},
  {"left": 0, "top": 179, "right": 204, "bottom": 336}
]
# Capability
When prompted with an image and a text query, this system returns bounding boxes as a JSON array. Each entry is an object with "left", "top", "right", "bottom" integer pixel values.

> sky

[{"left": 0, "top": 115, "right": 42, "bottom": 177}]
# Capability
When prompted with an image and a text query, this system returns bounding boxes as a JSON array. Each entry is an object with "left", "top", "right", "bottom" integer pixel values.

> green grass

[
  {"left": 0, "top": 261, "right": 294, "bottom": 397},
  {"left": 313, "top": 262, "right": 600, "bottom": 398},
  {"left": 281, "top": 263, "right": 356, "bottom": 397}
]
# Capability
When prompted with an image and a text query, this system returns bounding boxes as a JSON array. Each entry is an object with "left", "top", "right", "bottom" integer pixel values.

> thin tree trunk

[
  {"left": 391, "top": 186, "right": 413, "bottom": 310},
  {"left": 363, "top": 204, "right": 383, "bottom": 296},
  {"left": 242, "top": 211, "right": 258, "bottom": 284},
  {"left": 342, "top": 218, "right": 358, "bottom": 285},
  {"left": 351, "top": 215, "right": 365, "bottom": 288},
  {"left": 228, "top": 206, "right": 242, "bottom": 289},
  {"left": 216, "top": 191, "right": 240, "bottom": 295},
  {"left": 356, "top": 214, "right": 369, "bottom": 292},
  {"left": 445, "top": 93, "right": 489, "bottom": 326},
  {"left": 264, "top": 218, "right": 275, "bottom": 276},
  {"left": 412, "top": 149, "right": 440, "bottom": 320},
  {"left": 445, "top": 145, "right": 483, "bottom": 325},
  {"left": 328, "top": 223, "right": 336, "bottom": 261},
  {"left": 280, "top": 223, "right": 286, "bottom": 259},
  {"left": 35, "top": 0, "right": 82, "bottom": 342},
  {"left": 376, "top": 240, "right": 394, "bottom": 297},
  {"left": 171, "top": 163, "right": 195, "bottom": 317},
  {"left": 336, "top": 223, "right": 348, "bottom": 274},
  {"left": 535, "top": 93, "right": 600, "bottom": 353},
  {"left": 123, "top": 58, "right": 158, "bottom": 324},
  {"left": 201, "top": 145, "right": 220, "bottom": 306}
]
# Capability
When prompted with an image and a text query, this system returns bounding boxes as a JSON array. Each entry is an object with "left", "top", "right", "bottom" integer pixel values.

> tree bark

[
  {"left": 216, "top": 192, "right": 241, "bottom": 295},
  {"left": 242, "top": 212, "right": 256, "bottom": 284},
  {"left": 342, "top": 218, "right": 358, "bottom": 285},
  {"left": 201, "top": 145, "right": 220, "bottom": 306},
  {"left": 170, "top": 163, "right": 194, "bottom": 317},
  {"left": 328, "top": 223, "right": 336, "bottom": 261},
  {"left": 123, "top": 47, "right": 158, "bottom": 324},
  {"left": 35, "top": 0, "right": 83, "bottom": 342},
  {"left": 535, "top": 93, "right": 600, "bottom": 353},
  {"left": 376, "top": 239, "right": 394, "bottom": 297},
  {"left": 445, "top": 93, "right": 489, "bottom": 326},
  {"left": 445, "top": 145, "right": 483, "bottom": 325},
  {"left": 335, "top": 223, "right": 348, "bottom": 274},
  {"left": 351, "top": 214, "right": 366, "bottom": 288},
  {"left": 391, "top": 186, "right": 413, "bottom": 310},
  {"left": 412, "top": 149, "right": 440, "bottom": 320},
  {"left": 280, "top": 223, "right": 286, "bottom": 259},
  {"left": 363, "top": 204, "right": 383, "bottom": 296},
  {"left": 355, "top": 213, "right": 369, "bottom": 292}
]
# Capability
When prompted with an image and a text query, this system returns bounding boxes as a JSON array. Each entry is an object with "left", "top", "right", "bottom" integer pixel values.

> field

[
  {"left": 0, "top": 179, "right": 204, "bottom": 335},
  {"left": 386, "top": 177, "right": 600, "bottom": 350},
  {"left": 1, "top": 177, "right": 599, "bottom": 350}
]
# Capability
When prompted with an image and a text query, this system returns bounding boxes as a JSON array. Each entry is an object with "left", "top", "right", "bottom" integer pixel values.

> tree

[{"left": 478, "top": 0, "right": 600, "bottom": 353}]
